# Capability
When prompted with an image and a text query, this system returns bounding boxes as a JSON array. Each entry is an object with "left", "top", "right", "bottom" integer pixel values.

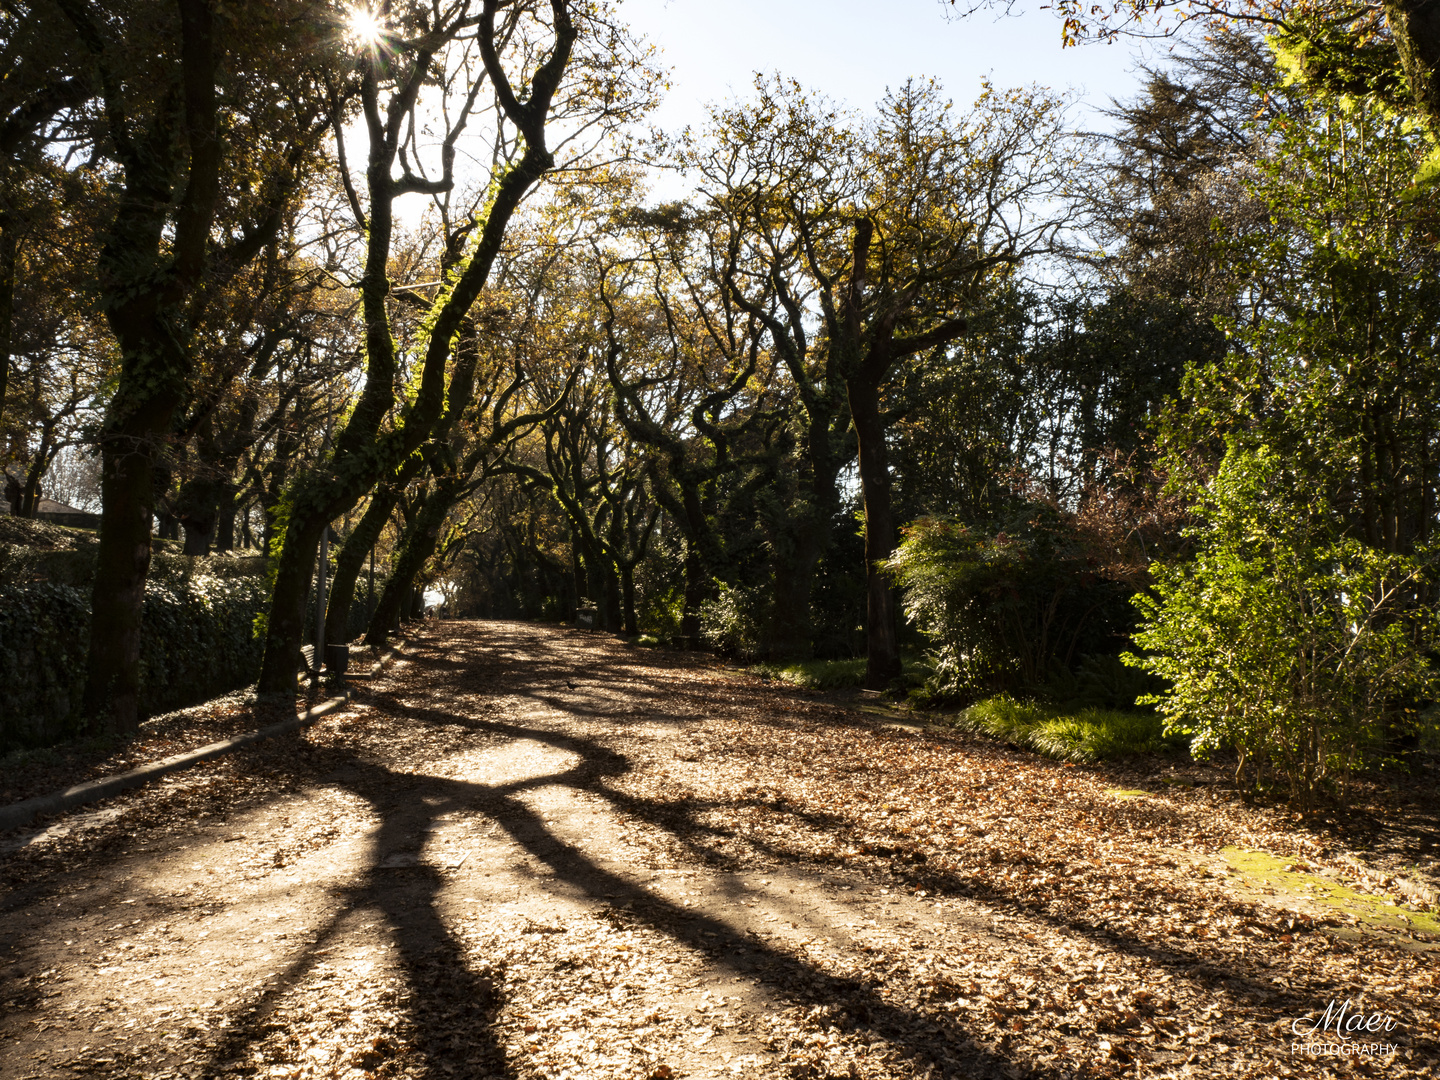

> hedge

[{"left": 0, "top": 571, "right": 272, "bottom": 750}]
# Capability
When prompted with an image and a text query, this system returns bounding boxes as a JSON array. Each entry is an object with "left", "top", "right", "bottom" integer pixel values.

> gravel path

[{"left": 0, "top": 620, "right": 1435, "bottom": 1080}]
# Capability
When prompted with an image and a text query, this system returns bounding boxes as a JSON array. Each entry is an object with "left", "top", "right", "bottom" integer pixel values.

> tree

[
  {"left": 254, "top": 0, "right": 579, "bottom": 694},
  {"left": 699, "top": 77, "right": 1072, "bottom": 686},
  {"left": 31, "top": 0, "right": 337, "bottom": 731},
  {"left": 0, "top": 0, "right": 100, "bottom": 435},
  {"left": 363, "top": 356, "right": 569, "bottom": 645},
  {"left": 1082, "top": 29, "right": 1290, "bottom": 313},
  {"left": 1161, "top": 83, "right": 1440, "bottom": 556},
  {"left": 685, "top": 84, "right": 861, "bottom": 662},
  {"left": 167, "top": 190, "right": 363, "bottom": 556},
  {"left": 0, "top": 153, "right": 111, "bottom": 513},
  {"left": 972, "top": 1, "right": 1440, "bottom": 168},
  {"left": 597, "top": 239, "right": 777, "bottom": 647},
  {"left": 256, "top": 0, "right": 659, "bottom": 694},
  {"left": 1128, "top": 445, "right": 1439, "bottom": 803}
]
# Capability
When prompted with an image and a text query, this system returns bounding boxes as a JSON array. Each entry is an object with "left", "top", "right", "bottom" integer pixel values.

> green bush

[
  {"left": 638, "top": 584, "right": 685, "bottom": 641},
  {"left": 1127, "top": 446, "right": 1440, "bottom": 803},
  {"left": 699, "top": 580, "right": 770, "bottom": 659},
  {"left": 883, "top": 509, "right": 1141, "bottom": 704},
  {"left": 0, "top": 570, "right": 271, "bottom": 751},
  {"left": 955, "top": 694, "right": 1184, "bottom": 763},
  {"left": 0, "top": 582, "right": 92, "bottom": 746}
]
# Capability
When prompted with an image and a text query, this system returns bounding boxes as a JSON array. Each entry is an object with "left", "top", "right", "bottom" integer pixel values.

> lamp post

[{"left": 314, "top": 411, "right": 332, "bottom": 684}]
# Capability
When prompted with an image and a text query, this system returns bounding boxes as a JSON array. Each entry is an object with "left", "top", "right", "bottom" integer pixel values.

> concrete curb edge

[{"left": 0, "top": 641, "right": 407, "bottom": 834}]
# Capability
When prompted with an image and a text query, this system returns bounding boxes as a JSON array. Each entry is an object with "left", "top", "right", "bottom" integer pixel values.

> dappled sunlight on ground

[{"left": 1, "top": 621, "right": 1436, "bottom": 1079}]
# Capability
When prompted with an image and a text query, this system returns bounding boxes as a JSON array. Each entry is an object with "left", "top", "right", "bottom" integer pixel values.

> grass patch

[
  {"left": 751, "top": 658, "right": 868, "bottom": 691},
  {"left": 952, "top": 694, "right": 1187, "bottom": 763},
  {"left": 1222, "top": 847, "right": 1440, "bottom": 938}
]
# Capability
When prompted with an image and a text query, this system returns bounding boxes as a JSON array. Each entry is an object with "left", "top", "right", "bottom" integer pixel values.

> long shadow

[
  {"left": 181, "top": 703, "right": 1018, "bottom": 1078},
  {"left": 351, "top": 689, "right": 1308, "bottom": 1071},
  {"left": 368, "top": 692, "right": 856, "bottom": 873},
  {"left": 305, "top": 755, "right": 1033, "bottom": 1079},
  {"left": 8, "top": 621, "right": 1429, "bottom": 1077},
  {"left": 189, "top": 768, "right": 514, "bottom": 1079},
  {"left": 371, "top": 674, "right": 1419, "bottom": 1044},
  {"left": 161, "top": 662, "right": 1021, "bottom": 1077}
]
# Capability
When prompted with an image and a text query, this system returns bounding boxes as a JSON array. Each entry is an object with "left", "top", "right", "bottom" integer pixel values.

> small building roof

[{"left": 36, "top": 498, "right": 90, "bottom": 516}]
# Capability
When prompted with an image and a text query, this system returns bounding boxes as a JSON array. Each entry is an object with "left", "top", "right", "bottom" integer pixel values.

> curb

[{"left": 0, "top": 642, "right": 406, "bottom": 834}]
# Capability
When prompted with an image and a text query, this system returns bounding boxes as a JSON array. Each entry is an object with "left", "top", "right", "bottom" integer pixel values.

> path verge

[{"left": 0, "top": 643, "right": 404, "bottom": 832}]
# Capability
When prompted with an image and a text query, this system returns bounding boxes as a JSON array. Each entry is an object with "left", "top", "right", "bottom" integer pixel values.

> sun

[{"left": 346, "top": 7, "right": 384, "bottom": 45}]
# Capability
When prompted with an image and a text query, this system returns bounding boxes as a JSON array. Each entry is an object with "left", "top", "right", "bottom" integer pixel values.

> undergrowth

[
  {"left": 953, "top": 694, "right": 1188, "bottom": 763},
  {"left": 751, "top": 657, "right": 868, "bottom": 691}
]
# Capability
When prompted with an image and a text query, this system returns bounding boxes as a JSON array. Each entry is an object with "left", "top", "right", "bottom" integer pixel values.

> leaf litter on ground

[{"left": 0, "top": 620, "right": 1435, "bottom": 1080}]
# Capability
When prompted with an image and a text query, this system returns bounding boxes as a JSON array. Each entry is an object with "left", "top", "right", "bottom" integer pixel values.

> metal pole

[
  {"left": 316, "top": 525, "right": 328, "bottom": 675},
  {"left": 315, "top": 412, "right": 333, "bottom": 678}
]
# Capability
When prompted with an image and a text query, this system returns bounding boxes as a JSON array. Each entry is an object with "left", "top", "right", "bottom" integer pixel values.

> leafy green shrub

[
  {"left": 0, "top": 570, "right": 271, "bottom": 751},
  {"left": 138, "top": 573, "right": 271, "bottom": 718},
  {"left": 699, "top": 580, "right": 769, "bottom": 659},
  {"left": 954, "top": 694, "right": 1183, "bottom": 763},
  {"left": 0, "top": 582, "right": 92, "bottom": 746},
  {"left": 639, "top": 584, "right": 685, "bottom": 641},
  {"left": 0, "top": 546, "right": 97, "bottom": 586},
  {"left": 1127, "top": 447, "right": 1440, "bottom": 803},
  {"left": 883, "top": 509, "right": 1142, "bottom": 704}
]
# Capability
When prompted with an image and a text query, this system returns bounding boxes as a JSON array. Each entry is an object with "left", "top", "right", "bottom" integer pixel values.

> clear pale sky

[{"left": 621, "top": 0, "right": 1162, "bottom": 135}]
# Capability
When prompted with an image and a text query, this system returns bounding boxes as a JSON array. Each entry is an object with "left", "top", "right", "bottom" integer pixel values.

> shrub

[
  {"left": 0, "top": 582, "right": 92, "bottom": 746},
  {"left": 751, "top": 658, "right": 867, "bottom": 691},
  {"left": 883, "top": 506, "right": 1142, "bottom": 704},
  {"left": 698, "top": 580, "right": 769, "bottom": 659},
  {"left": 1127, "top": 446, "right": 1440, "bottom": 803}
]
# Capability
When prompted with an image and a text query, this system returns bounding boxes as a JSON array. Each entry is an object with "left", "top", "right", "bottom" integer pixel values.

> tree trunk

[
  {"left": 621, "top": 564, "right": 638, "bottom": 636},
  {"left": 324, "top": 483, "right": 402, "bottom": 647},
  {"left": 365, "top": 493, "right": 445, "bottom": 646},
  {"left": 765, "top": 503, "right": 824, "bottom": 661},
  {"left": 181, "top": 512, "right": 214, "bottom": 555},
  {"left": 259, "top": 515, "right": 325, "bottom": 688},
  {"left": 215, "top": 496, "right": 236, "bottom": 552},
  {"left": 19, "top": 438, "right": 47, "bottom": 517},
  {"left": 681, "top": 536, "right": 705, "bottom": 648},
  {"left": 849, "top": 376, "right": 902, "bottom": 689},
  {"left": 83, "top": 428, "right": 165, "bottom": 731},
  {"left": 602, "top": 558, "right": 622, "bottom": 633},
  {"left": 257, "top": 143, "right": 563, "bottom": 693},
  {"left": 1388, "top": 1, "right": 1440, "bottom": 138},
  {"left": 78, "top": 0, "right": 224, "bottom": 732},
  {"left": 325, "top": 450, "right": 426, "bottom": 646}
]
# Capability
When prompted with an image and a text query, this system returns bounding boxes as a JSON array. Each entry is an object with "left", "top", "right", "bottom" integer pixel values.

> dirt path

[{"left": 1, "top": 621, "right": 1436, "bottom": 1080}]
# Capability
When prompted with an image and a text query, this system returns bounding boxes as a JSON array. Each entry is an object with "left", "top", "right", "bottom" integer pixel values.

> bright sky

[
  {"left": 382, "top": 0, "right": 1168, "bottom": 222},
  {"left": 622, "top": 0, "right": 1162, "bottom": 136}
]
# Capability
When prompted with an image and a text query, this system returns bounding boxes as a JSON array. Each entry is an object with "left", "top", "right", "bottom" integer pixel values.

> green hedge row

[{"left": 0, "top": 572, "right": 270, "bottom": 751}]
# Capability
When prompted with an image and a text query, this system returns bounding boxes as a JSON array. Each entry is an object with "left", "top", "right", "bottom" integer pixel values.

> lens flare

[{"left": 347, "top": 7, "right": 383, "bottom": 45}]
